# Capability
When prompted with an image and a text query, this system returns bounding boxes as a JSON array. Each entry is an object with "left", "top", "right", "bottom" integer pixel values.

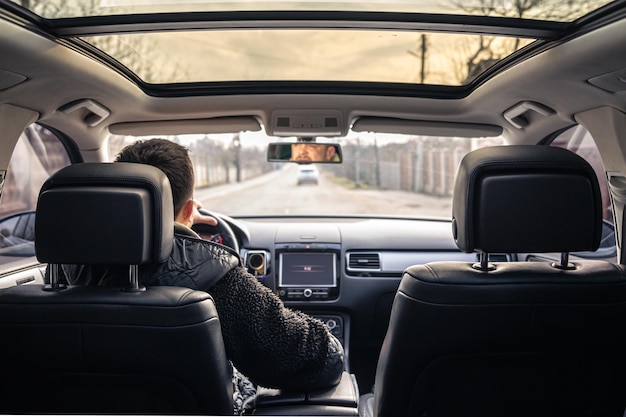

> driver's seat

[{"left": 0, "top": 162, "right": 233, "bottom": 414}]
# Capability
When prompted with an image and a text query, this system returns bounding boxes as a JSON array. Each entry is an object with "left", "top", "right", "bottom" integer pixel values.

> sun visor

[
  {"left": 352, "top": 117, "right": 502, "bottom": 137},
  {"left": 110, "top": 116, "right": 261, "bottom": 136}
]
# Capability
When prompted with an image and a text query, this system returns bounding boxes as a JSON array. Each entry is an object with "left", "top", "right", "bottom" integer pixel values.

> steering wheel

[{"left": 191, "top": 208, "right": 240, "bottom": 254}]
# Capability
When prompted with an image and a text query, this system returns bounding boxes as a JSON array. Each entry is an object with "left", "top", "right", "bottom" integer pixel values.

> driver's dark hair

[{"left": 115, "top": 138, "right": 194, "bottom": 217}]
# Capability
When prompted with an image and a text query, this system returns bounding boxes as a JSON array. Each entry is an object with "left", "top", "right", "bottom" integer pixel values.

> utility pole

[
  {"left": 408, "top": 34, "right": 428, "bottom": 83},
  {"left": 420, "top": 34, "right": 427, "bottom": 84},
  {"left": 374, "top": 135, "right": 381, "bottom": 188},
  {"left": 233, "top": 134, "right": 241, "bottom": 183}
]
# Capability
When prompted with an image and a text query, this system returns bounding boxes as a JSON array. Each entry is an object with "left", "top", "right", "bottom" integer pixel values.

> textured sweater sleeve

[{"left": 208, "top": 266, "right": 344, "bottom": 390}]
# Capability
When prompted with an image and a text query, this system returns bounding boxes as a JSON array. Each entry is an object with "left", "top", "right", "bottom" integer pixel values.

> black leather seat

[
  {"left": 0, "top": 162, "right": 233, "bottom": 414},
  {"left": 373, "top": 146, "right": 626, "bottom": 417}
]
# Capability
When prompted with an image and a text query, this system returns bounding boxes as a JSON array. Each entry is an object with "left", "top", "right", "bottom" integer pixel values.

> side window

[
  {"left": 551, "top": 125, "right": 616, "bottom": 261},
  {"left": 0, "top": 124, "right": 72, "bottom": 268}
]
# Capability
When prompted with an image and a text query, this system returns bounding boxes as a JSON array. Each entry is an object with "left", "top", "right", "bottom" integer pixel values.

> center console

[
  {"left": 275, "top": 243, "right": 341, "bottom": 301},
  {"left": 243, "top": 240, "right": 348, "bottom": 348},
  {"left": 271, "top": 242, "right": 347, "bottom": 347},
  {"left": 242, "top": 228, "right": 358, "bottom": 414},
  {"left": 253, "top": 371, "right": 359, "bottom": 416}
]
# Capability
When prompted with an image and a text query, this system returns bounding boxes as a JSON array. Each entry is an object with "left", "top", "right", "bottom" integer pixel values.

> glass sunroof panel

[{"left": 81, "top": 30, "right": 535, "bottom": 85}]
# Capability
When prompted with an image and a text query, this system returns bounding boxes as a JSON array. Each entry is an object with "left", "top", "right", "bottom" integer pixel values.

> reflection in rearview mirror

[{"left": 267, "top": 142, "right": 343, "bottom": 164}]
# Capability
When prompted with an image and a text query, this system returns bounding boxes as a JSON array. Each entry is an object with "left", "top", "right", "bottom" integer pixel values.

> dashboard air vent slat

[{"left": 348, "top": 253, "right": 381, "bottom": 271}]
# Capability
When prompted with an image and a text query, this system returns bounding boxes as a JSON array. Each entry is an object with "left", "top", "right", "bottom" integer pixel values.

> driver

[
  {"left": 291, "top": 143, "right": 339, "bottom": 162},
  {"left": 56, "top": 139, "right": 344, "bottom": 415}
]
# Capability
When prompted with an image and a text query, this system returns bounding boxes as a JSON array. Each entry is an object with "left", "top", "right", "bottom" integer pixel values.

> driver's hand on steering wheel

[{"left": 191, "top": 200, "right": 218, "bottom": 226}]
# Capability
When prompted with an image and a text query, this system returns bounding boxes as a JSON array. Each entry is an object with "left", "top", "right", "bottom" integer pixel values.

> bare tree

[
  {"left": 451, "top": 0, "right": 607, "bottom": 82},
  {"left": 27, "top": 0, "right": 96, "bottom": 19},
  {"left": 459, "top": 0, "right": 602, "bottom": 21},
  {"left": 25, "top": 0, "right": 187, "bottom": 83}
]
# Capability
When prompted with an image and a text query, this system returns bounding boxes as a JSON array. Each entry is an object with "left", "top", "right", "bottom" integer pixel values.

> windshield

[{"left": 108, "top": 133, "right": 503, "bottom": 219}]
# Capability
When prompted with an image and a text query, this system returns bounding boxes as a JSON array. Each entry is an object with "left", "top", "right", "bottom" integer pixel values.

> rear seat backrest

[
  {"left": 373, "top": 145, "right": 626, "bottom": 417},
  {"left": 0, "top": 162, "right": 233, "bottom": 415}
]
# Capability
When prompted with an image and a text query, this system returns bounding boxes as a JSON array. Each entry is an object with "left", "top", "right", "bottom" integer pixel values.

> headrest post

[
  {"left": 551, "top": 252, "right": 576, "bottom": 270},
  {"left": 472, "top": 251, "right": 496, "bottom": 272},
  {"left": 123, "top": 264, "right": 146, "bottom": 292},
  {"left": 44, "top": 264, "right": 67, "bottom": 291}
]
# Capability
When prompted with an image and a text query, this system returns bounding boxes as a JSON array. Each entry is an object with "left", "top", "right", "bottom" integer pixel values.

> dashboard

[
  {"left": 230, "top": 216, "right": 476, "bottom": 388},
  {"left": 234, "top": 215, "right": 475, "bottom": 288}
]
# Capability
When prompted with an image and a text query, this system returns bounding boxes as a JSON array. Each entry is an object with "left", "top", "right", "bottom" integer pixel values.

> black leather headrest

[
  {"left": 35, "top": 162, "right": 174, "bottom": 265},
  {"left": 452, "top": 145, "right": 602, "bottom": 254}
]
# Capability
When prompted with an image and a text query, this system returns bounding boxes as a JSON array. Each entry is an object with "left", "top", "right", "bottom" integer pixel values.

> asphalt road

[{"left": 195, "top": 164, "right": 452, "bottom": 218}]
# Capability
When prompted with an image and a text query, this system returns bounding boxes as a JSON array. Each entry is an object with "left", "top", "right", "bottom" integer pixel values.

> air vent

[{"left": 347, "top": 253, "right": 381, "bottom": 271}]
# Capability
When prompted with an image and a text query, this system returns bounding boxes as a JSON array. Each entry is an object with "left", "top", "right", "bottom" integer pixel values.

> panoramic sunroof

[
  {"left": 81, "top": 30, "right": 534, "bottom": 86},
  {"left": 7, "top": 0, "right": 615, "bottom": 87}
]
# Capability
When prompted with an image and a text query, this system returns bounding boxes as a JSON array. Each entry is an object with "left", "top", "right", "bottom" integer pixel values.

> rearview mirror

[{"left": 267, "top": 142, "right": 342, "bottom": 163}]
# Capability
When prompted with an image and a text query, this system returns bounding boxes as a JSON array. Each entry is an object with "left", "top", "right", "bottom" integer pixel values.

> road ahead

[{"left": 195, "top": 164, "right": 452, "bottom": 218}]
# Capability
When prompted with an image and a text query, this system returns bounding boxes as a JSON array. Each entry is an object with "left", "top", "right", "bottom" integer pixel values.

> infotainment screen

[{"left": 279, "top": 252, "right": 337, "bottom": 287}]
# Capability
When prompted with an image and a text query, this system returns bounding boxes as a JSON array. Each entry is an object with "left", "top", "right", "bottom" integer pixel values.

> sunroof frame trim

[{"left": 48, "top": 11, "right": 566, "bottom": 39}]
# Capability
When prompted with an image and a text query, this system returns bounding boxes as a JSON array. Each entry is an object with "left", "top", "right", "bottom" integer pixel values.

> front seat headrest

[
  {"left": 452, "top": 145, "right": 603, "bottom": 254},
  {"left": 35, "top": 162, "right": 174, "bottom": 265}
]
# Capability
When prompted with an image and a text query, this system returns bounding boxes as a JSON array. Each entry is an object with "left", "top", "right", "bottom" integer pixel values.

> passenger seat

[{"left": 372, "top": 145, "right": 626, "bottom": 417}]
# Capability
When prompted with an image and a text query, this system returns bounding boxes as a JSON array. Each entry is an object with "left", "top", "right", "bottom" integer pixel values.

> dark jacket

[{"left": 59, "top": 224, "right": 344, "bottom": 391}]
